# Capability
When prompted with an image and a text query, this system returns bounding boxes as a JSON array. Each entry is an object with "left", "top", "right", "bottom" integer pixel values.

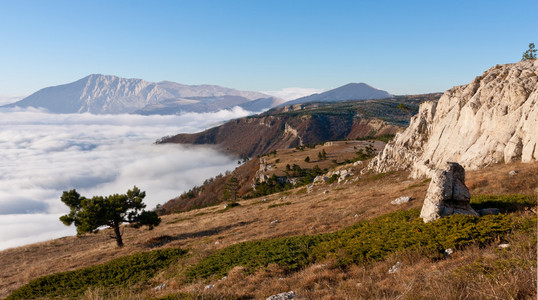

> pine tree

[
  {"left": 223, "top": 176, "right": 239, "bottom": 203},
  {"left": 59, "top": 186, "right": 160, "bottom": 247},
  {"left": 522, "top": 43, "right": 537, "bottom": 61}
]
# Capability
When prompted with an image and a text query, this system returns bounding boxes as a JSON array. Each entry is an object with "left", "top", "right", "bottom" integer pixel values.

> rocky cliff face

[{"left": 369, "top": 60, "right": 538, "bottom": 178}]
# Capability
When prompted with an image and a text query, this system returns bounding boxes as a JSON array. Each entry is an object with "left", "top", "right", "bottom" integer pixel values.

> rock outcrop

[
  {"left": 369, "top": 60, "right": 538, "bottom": 178},
  {"left": 266, "top": 291, "right": 297, "bottom": 300},
  {"left": 391, "top": 196, "right": 412, "bottom": 205},
  {"left": 420, "top": 162, "right": 478, "bottom": 222},
  {"left": 255, "top": 158, "right": 273, "bottom": 183}
]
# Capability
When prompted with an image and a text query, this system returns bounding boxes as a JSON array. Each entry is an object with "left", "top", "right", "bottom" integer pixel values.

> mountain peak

[
  {"left": 2, "top": 75, "right": 277, "bottom": 114},
  {"left": 281, "top": 83, "right": 391, "bottom": 106}
]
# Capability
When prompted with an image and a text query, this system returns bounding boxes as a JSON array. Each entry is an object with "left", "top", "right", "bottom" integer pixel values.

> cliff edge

[{"left": 369, "top": 60, "right": 538, "bottom": 178}]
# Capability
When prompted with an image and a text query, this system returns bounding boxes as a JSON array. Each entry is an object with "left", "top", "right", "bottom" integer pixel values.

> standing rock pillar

[{"left": 420, "top": 162, "right": 479, "bottom": 222}]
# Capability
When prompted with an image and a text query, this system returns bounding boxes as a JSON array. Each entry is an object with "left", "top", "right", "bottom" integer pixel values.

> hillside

[
  {"left": 3, "top": 62, "right": 537, "bottom": 299},
  {"left": 370, "top": 60, "right": 538, "bottom": 178},
  {"left": 1, "top": 155, "right": 536, "bottom": 299},
  {"left": 3, "top": 75, "right": 281, "bottom": 114},
  {"left": 159, "top": 93, "right": 441, "bottom": 158},
  {"left": 158, "top": 140, "right": 385, "bottom": 215}
]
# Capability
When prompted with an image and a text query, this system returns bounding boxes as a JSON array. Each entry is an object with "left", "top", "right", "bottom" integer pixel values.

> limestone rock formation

[
  {"left": 369, "top": 60, "right": 538, "bottom": 178},
  {"left": 255, "top": 158, "right": 273, "bottom": 183},
  {"left": 266, "top": 291, "right": 297, "bottom": 300},
  {"left": 391, "top": 196, "right": 412, "bottom": 205},
  {"left": 420, "top": 162, "right": 478, "bottom": 222}
]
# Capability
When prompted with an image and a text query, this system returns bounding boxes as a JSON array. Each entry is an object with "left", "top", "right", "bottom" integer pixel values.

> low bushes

[
  {"left": 8, "top": 248, "right": 187, "bottom": 299},
  {"left": 470, "top": 194, "right": 537, "bottom": 212},
  {"left": 311, "top": 210, "right": 516, "bottom": 266},
  {"left": 187, "top": 195, "right": 535, "bottom": 281},
  {"left": 10, "top": 195, "right": 535, "bottom": 298},
  {"left": 185, "top": 235, "right": 328, "bottom": 280}
]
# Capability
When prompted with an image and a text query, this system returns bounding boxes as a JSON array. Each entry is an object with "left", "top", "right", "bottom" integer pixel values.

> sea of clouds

[{"left": 0, "top": 106, "right": 255, "bottom": 250}]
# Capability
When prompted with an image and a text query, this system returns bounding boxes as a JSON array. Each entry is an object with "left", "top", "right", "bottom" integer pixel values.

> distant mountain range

[
  {"left": 3, "top": 75, "right": 393, "bottom": 115},
  {"left": 2, "top": 74, "right": 285, "bottom": 114},
  {"left": 281, "top": 83, "right": 392, "bottom": 106}
]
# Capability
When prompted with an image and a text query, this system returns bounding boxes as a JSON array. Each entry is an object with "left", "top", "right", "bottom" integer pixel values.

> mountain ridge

[
  {"left": 3, "top": 74, "right": 280, "bottom": 114},
  {"left": 158, "top": 94, "right": 441, "bottom": 158}
]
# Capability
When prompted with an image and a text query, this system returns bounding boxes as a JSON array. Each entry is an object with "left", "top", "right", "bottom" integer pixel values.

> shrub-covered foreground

[
  {"left": 8, "top": 195, "right": 536, "bottom": 299},
  {"left": 187, "top": 194, "right": 536, "bottom": 280},
  {"left": 7, "top": 248, "right": 187, "bottom": 299}
]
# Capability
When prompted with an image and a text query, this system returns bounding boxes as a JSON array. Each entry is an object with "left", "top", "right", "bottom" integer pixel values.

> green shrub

[
  {"left": 187, "top": 207, "right": 529, "bottom": 281},
  {"left": 326, "top": 174, "right": 339, "bottom": 184},
  {"left": 470, "top": 194, "right": 537, "bottom": 213},
  {"left": 185, "top": 235, "right": 329, "bottom": 280},
  {"left": 8, "top": 248, "right": 187, "bottom": 299},
  {"left": 312, "top": 210, "right": 517, "bottom": 265}
]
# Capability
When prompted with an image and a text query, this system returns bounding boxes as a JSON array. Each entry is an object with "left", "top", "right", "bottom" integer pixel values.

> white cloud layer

[
  {"left": 261, "top": 87, "right": 325, "bottom": 101},
  {"left": 0, "top": 106, "right": 254, "bottom": 250}
]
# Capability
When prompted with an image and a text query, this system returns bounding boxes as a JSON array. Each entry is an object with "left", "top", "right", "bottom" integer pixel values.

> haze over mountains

[
  {"left": 3, "top": 75, "right": 394, "bottom": 115},
  {"left": 2, "top": 74, "right": 284, "bottom": 114}
]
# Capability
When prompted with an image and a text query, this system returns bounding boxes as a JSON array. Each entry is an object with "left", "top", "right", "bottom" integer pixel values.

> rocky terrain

[
  {"left": 159, "top": 94, "right": 441, "bottom": 157},
  {"left": 370, "top": 60, "right": 538, "bottom": 178}
]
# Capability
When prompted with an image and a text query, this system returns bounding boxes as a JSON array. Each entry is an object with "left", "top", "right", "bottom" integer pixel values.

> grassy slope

[
  {"left": 159, "top": 139, "right": 385, "bottom": 215},
  {"left": 1, "top": 158, "right": 536, "bottom": 299}
]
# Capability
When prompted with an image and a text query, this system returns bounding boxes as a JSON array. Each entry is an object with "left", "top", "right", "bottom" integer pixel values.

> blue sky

[{"left": 0, "top": 0, "right": 536, "bottom": 96}]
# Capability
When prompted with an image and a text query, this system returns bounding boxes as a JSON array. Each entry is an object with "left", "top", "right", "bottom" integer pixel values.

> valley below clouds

[{"left": 0, "top": 107, "right": 253, "bottom": 250}]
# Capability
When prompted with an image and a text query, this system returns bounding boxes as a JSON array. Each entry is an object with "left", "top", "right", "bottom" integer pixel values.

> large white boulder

[{"left": 420, "top": 162, "right": 478, "bottom": 222}]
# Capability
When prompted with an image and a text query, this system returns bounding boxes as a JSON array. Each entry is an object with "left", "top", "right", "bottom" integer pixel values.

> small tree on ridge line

[
  {"left": 59, "top": 186, "right": 161, "bottom": 247},
  {"left": 522, "top": 43, "right": 536, "bottom": 61}
]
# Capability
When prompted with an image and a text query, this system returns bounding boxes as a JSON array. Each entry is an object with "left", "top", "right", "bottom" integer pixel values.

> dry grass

[
  {"left": 1, "top": 161, "right": 536, "bottom": 299},
  {"left": 261, "top": 140, "right": 386, "bottom": 178},
  {"left": 170, "top": 215, "right": 537, "bottom": 300},
  {"left": 466, "top": 161, "right": 538, "bottom": 195}
]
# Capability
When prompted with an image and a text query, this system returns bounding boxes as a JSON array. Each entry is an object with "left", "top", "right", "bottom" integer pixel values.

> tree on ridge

[{"left": 522, "top": 43, "right": 536, "bottom": 60}]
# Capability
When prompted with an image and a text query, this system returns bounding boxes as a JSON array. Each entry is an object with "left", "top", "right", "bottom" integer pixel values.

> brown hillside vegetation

[
  {"left": 159, "top": 94, "right": 441, "bottom": 158},
  {"left": 1, "top": 158, "right": 536, "bottom": 299},
  {"left": 159, "top": 140, "right": 385, "bottom": 215}
]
